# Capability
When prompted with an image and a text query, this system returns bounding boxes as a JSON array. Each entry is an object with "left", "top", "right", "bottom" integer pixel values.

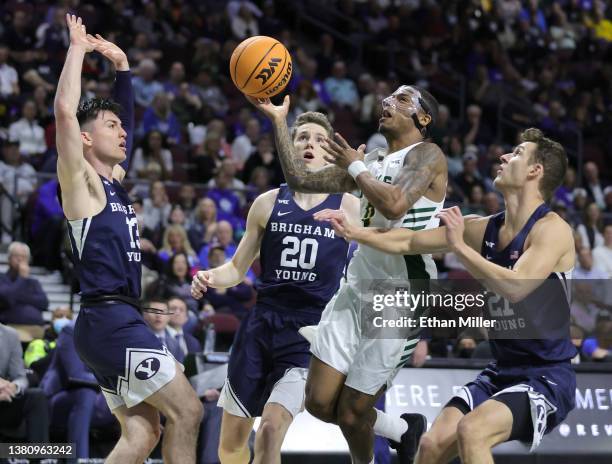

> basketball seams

[
  {"left": 240, "top": 42, "right": 279, "bottom": 90},
  {"left": 231, "top": 36, "right": 261, "bottom": 87},
  {"left": 256, "top": 46, "right": 289, "bottom": 96}
]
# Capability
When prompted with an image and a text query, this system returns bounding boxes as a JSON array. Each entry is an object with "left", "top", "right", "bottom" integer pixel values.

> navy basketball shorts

[
  {"left": 218, "top": 306, "right": 319, "bottom": 418},
  {"left": 449, "top": 362, "right": 575, "bottom": 450},
  {"left": 74, "top": 304, "right": 180, "bottom": 410}
]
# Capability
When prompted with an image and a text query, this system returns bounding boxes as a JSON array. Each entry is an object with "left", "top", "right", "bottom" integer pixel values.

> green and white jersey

[{"left": 347, "top": 142, "right": 445, "bottom": 284}]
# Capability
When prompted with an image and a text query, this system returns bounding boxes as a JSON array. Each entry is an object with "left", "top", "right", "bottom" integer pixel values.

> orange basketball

[{"left": 229, "top": 36, "right": 292, "bottom": 99}]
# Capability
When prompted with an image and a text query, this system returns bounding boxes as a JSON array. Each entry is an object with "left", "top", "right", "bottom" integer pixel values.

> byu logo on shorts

[{"left": 135, "top": 357, "right": 160, "bottom": 380}]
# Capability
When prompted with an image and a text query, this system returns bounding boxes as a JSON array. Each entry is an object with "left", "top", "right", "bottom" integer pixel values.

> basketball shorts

[
  {"left": 310, "top": 280, "right": 420, "bottom": 395},
  {"left": 74, "top": 304, "right": 180, "bottom": 410},
  {"left": 449, "top": 362, "right": 576, "bottom": 450},
  {"left": 218, "top": 305, "right": 319, "bottom": 418}
]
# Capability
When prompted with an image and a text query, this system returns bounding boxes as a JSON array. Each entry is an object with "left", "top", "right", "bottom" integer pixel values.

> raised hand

[
  {"left": 87, "top": 33, "right": 129, "bottom": 71},
  {"left": 321, "top": 132, "right": 366, "bottom": 170},
  {"left": 66, "top": 14, "right": 94, "bottom": 52},
  {"left": 245, "top": 94, "right": 290, "bottom": 122},
  {"left": 191, "top": 270, "right": 214, "bottom": 300},
  {"left": 436, "top": 206, "right": 465, "bottom": 251}
]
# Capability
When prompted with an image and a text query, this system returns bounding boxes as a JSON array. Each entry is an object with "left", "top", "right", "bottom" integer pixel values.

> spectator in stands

[
  {"left": 141, "top": 91, "right": 181, "bottom": 144},
  {"left": 231, "top": 117, "right": 260, "bottom": 168},
  {"left": 148, "top": 251, "right": 199, "bottom": 313},
  {"left": 604, "top": 186, "right": 612, "bottom": 215},
  {"left": 455, "top": 151, "right": 485, "bottom": 200},
  {"left": 167, "top": 297, "right": 202, "bottom": 357},
  {"left": 8, "top": 99, "right": 47, "bottom": 158},
  {"left": 142, "top": 299, "right": 185, "bottom": 362},
  {"left": 0, "top": 139, "right": 37, "bottom": 244},
  {"left": 242, "top": 136, "right": 283, "bottom": 186},
  {"left": 178, "top": 184, "right": 197, "bottom": 220},
  {"left": 554, "top": 166, "right": 576, "bottom": 209},
  {"left": 164, "top": 61, "right": 187, "bottom": 96},
  {"left": 324, "top": 60, "right": 360, "bottom": 111},
  {"left": 168, "top": 204, "right": 191, "bottom": 230},
  {"left": 0, "top": 323, "right": 49, "bottom": 443},
  {"left": 207, "top": 162, "right": 245, "bottom": 228},
  {"left": 192, "top": 131, "right": 225, "bottom": 183},
  {"left": 202, "top": 245, "right": 254, "bottom": 320},
  {"left": 246, "top": 166, "right": 274, "bottom": 205},
  {"left": 127, "top": 32, "right": 163, "bottom": 64},
  {"left": 582, "top": 315, "right": 612, "bottom": 361},
  {"left": 577, "top": 202, "right": 604, "bottom": 250},
  {"left": 130, "top": 129, "right": 173, "bottom": 180},
  {"left": 198, "top": 221, "right": 237, "bottom": 270},
  {"left": 131, "top": 58, "right": 163, "bottom": 107},
  {"left": 583, "top": 161, "right": 607, "bottom": 209},
  {"left": 208, "top": 158, "right": 245, "bottom": 200},
  {"left": 460, "top": 103, "right": 494, "bottom": 147},
  {"left": 192, "top": 69, "right": 228, "bottom": 117},
  {"left": 188, "top": 198, "right": 219, "bottom": 253},
  {"left": 593, "top": 223, "right": 612, "bottom": 278},
  {"left": 40, "top": 318, "right": 115, "bottom": 461},
  {"left": 462, "top": 185, "right": 486, "bottom": 215},
  {"left": 230, "top": 2, "right": 261, "bottom": 40},
  {"left": 31, "top": 178, "right": 64, "bottom": 270},
  {"left": 0, "top": 242, "right": 48, "bottom": 325},
  {"left": 158, "top": 224, "right": 199, "bottom": 270},
  {"left": 0, "top": 43, "right": 19, "bottom": 98},
  {"left": 142, "top": 180, "right": 171, "bottom": 235},
  {"left": 483, "top": 191, "right": 502, "bottom": 215}
]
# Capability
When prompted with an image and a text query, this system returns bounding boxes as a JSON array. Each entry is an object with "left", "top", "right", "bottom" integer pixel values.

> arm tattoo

[
  {"left": 272, "top": 118, "right": 356, "bottom": 193},
  {"left": 394, "top": 142, "right": 444, "bottom": 208}
]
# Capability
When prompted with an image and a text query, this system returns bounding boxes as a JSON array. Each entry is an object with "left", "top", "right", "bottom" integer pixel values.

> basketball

[{"left": 229, "top": 36, "right": 292, "bottom": 99}]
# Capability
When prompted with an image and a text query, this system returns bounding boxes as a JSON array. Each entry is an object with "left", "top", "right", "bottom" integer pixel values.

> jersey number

[
  {"left": 487, "top": 294, "right": 514, "bottom": 317},
  {"left": 362, "top": 202, "right": 375, "bottom": 227},
  {"left": 126, "top": 217, "right": 141, "bottom": 249},
  {"left": 280, "top": 236, "right": 318, "bottom": 269}
]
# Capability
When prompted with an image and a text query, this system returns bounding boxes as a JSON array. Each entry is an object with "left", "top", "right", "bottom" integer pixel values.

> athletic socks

[{"left": 373, "top": 408, "right": 408, "bottom": 443}]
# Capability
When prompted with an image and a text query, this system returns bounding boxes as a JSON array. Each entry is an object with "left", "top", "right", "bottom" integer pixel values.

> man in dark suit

[
  {"left": 40, "top": 320, "right": 115, "bottom": 460},
  {"left": 0, "top": 242, "right": 49, "bottom": 325},
  {"left": 167, "top": 297, "right": 202, "bottom": 358},
  {"left": 0, "top": 323, "right": 49, "bottom": 441},
  {"left": 142, "top": 299, "right": 186, "bottom": 363}
]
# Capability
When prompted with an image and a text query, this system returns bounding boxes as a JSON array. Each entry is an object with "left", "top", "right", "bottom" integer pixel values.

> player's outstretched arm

[
  {"left": 314, "top": 208, "right": 451, "bottom": 254},
  {"left": 87, "top": 34, "right": 134, "bottom": 182},
  {"left": 439, "top": 206, "right": 575, "bottom": 302},
  {"left": 191, "top": 190, "right": 274, "bottom": 298},
  {"left": 247, "top": 95, "right": 357, "bottom": 193},
  {"left": 54, "top": 15, "right": 94, "bottom": 185}
]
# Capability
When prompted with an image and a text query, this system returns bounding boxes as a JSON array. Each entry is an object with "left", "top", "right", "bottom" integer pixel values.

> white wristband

[{"left": 348, "top": 160, "right": 368, "bottom": 180}]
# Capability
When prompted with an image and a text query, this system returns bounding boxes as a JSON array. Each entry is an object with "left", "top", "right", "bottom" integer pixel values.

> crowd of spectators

[{"left": 0, "top": 0, "right": 612, "bottom": 458}]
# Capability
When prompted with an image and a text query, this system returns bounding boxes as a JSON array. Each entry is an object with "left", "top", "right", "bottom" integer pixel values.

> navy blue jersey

[
  {"left": 257, "top": 185, "right": 349, "bottom": 314},
  {"left": 67, "top": 176, "right": 141, "bottom": 299},
  {"left": 481, "top": 203, "right": 577, "bottom": 366}
]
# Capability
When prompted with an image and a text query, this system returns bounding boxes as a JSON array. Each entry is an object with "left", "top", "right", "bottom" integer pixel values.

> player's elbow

[
  {"left": 54, "top": 101, "right": 75, "bottom": 119},
  {"left": 380, "top": 205, "right": 405, "bottom": 221},
  {"left": 286, "top": 175, "right": 312, "bottom": 193}
]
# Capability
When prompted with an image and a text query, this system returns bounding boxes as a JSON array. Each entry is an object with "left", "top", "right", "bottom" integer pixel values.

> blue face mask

[{"left": 53, "top": 317, "right": 71, "bottom": 334}]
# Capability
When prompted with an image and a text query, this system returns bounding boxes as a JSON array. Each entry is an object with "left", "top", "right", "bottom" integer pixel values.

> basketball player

[
  {"left": 55, "top": 15, "right": 202, "bottom": 463},
  {"left": 249, "top": 86, "right": 447, "bottom": 464},
  {"left": 318, "top": 128, "right": 576, "bottom": 463},
  {"left": 191, "top": 111, "right": 359, "bottom": 464}
]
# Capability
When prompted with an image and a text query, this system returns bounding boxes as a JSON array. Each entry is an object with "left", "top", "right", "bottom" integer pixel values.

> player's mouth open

[
  {"left": 303, "top": 151, "right": 314, "bottom": 161},
  {"left": 380, "top": 109, "right": 392, "bottom": 120}
]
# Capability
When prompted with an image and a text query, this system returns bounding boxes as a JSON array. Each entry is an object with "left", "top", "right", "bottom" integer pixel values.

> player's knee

[
  {"left": 305, "top": 395, "right": 335, "bottom": 423},
  {"left": 219, "top": 438, "right": 248, "bottom": 461},
  {"left": 416, "top": 433, "right": 440, "bottom": 462},
  {"left": 258, "top": 417, "right": 283, "bottom": 446},
  {"left": 337, "top": 407, "right": 362, "bottom": 434},
  {"left": 456, "top": 415, "right": 482, "bottom": 449},
  {"left": 171, "top": 395, "right": 204, "bottom": 429},
  {"left": 122, "top": 419, "right": 161, "bottom": 457}
]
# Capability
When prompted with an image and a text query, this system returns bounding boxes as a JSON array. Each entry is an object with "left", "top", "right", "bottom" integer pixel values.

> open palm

[
  {"left": 87, "top": 34, "right": 128, "bottom": 69},
  {"left": 66, "top": 14, "right": 94, "bottom": 52}
]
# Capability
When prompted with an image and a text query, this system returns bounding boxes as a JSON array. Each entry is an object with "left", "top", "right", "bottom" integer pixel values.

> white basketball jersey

[{"left": 347, "top": 142, "right": 445, "bottom": 283}]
